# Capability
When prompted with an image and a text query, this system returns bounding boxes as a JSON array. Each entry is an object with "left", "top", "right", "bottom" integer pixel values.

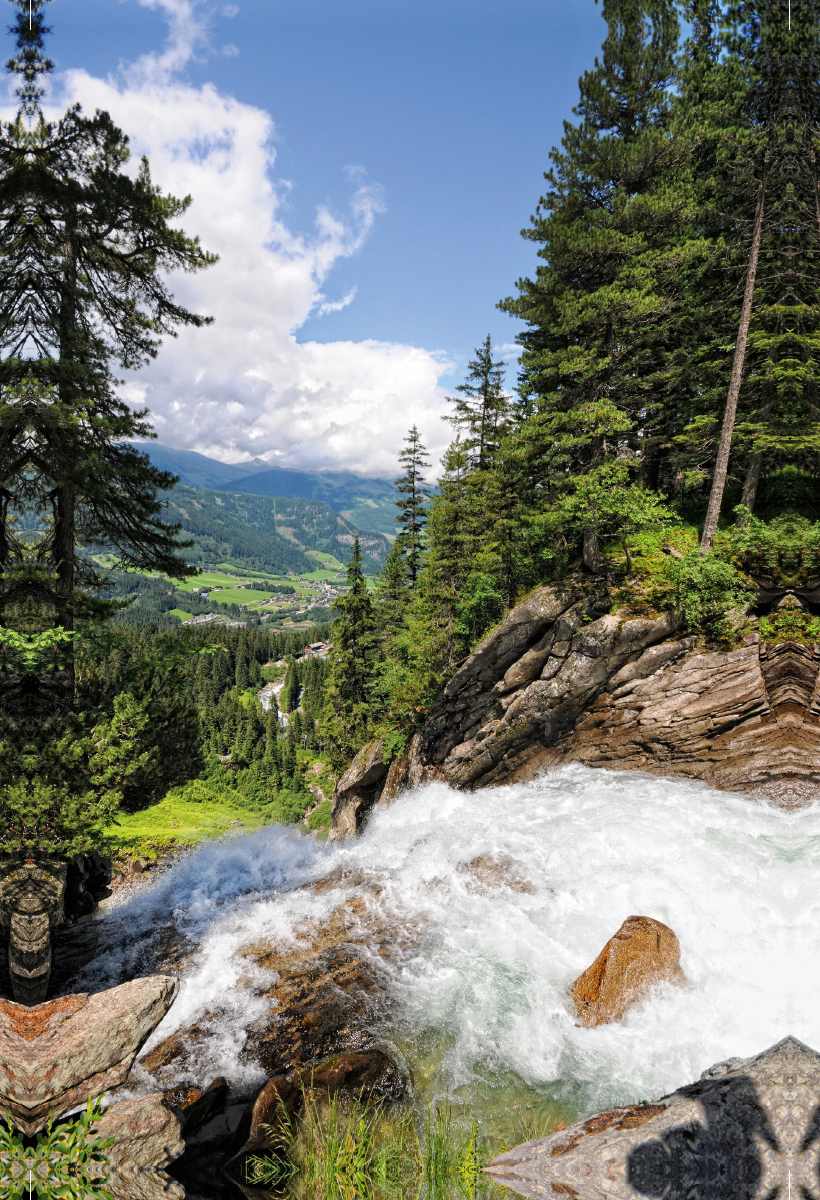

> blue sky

[{"left": 46, "top": 0, "right": 606, "bottom": 474}]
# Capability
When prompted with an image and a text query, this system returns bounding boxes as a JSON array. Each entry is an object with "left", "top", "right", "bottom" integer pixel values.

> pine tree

[
  {"left": 0, "top": 0, "right": 215, "bottom": 919},
  {"left": 280, "top": 658, "right": 301, "bottom": 713},
  {"left": 500, "top": 0, "right": 685, "bottom": 572},
  {"left": 0, "top": 1, "right": 215, "bottom": 626},
  {"left": 395, "top": 426, "right": 431, "bottom": 586},
  {"left": 446, "top": 337, "right": 509, "bottom": 470},
  {"left": 373, "top": 540, "right": 410, "bottom": 641},
  {"left": 319, "top": 535, "right": 378, "bottom": 768}
]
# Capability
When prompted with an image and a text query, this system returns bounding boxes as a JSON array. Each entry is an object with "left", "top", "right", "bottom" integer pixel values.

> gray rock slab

[{"left": 485, "top": 1035, "right": 820, "bottom": 1199}]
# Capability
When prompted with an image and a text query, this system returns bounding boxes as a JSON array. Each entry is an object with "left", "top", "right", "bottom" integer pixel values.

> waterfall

[{"left": 77, "top": 766, "right": 820, "bottom": 1118}]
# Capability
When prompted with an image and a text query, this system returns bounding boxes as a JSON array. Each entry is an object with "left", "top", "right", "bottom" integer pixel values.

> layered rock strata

[
  {"left": 0, "top": 974, "right": 178, "bottom": 1134},
  {"left": 330, "top": 583, "right": 820, "bottom": 835},
  {"left": 485, "top": 1035, "right": 820, "bottom": 1199}
]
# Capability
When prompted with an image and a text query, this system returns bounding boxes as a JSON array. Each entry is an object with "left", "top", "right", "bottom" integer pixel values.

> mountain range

[{"left": 143, "top": 444, "right": 398, "bottom": 536}]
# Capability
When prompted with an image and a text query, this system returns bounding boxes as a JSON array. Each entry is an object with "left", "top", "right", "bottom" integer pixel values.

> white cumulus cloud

[{"left": 54, "top": 2, "right": 452, "bottom": 477}]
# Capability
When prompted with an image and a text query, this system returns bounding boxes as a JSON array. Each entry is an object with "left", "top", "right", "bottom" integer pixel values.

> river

[{"left": 68, "top": 763, "right": 820, "bottom": 1144}]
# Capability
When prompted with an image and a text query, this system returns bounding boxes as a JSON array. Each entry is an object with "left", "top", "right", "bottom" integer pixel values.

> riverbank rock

[
  {"left": 139, "top": 879, "right": 415, "bottom": 1094},
  {"left": 225, "top": 1048, "right": 403, "bottom": 1175},
  {"left": 328, "top": 740, "right": 391, "bottom": 839},
  {"left": 90, "top": 1093, "right": 185, "bottom": 1200},
  {"left": 571, "top": 916, "right": 686, "bottom": 1027},
  {"left": 0, "top": 974, "right": 178, "bottom": 1134},
  {"left": 485, "top": 1035, "right": 820, "bottom": 1199}
]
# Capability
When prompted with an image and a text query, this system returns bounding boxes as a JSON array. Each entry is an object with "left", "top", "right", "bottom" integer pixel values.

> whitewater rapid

[{"left": 79, "top": 766, "right": 820, "bottom": 1118}]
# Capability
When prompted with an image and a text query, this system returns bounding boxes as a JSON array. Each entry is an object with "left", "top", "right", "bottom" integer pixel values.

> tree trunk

[
  {"left": 583, "top": 526, "right": 604, "bottom": 574},
  {"left": 737, "top": 450, "right": 763, "bottom": 525},
  {"left": 52, "top": 483, "right": 76, "bottom": 629},
  {"left": 700, "top": 182, "right": 766, "bottom": 553}
]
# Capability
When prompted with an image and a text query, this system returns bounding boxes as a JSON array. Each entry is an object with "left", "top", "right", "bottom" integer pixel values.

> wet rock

[
  {"left": 0, "top": 975, "right": 179, "bottom": 1134},
  {"left": 329, "top": 739, "right": 390, "bottom": 840},
  {"left": 166, "top": 1077, "right": 230, "bottom": 1138},
  {"left": 485, "top": 1035, "right": 820, "bottom": 1200},
  {"left": 229, "top": 1074, "right": 302, "bottom": 1158},
  {"left": 457, "top": 854, "right": 535, "bottom": 894},
  {"left": 89, "top": 1093, "right": 185, "bottom": 1200},
  {"left": 140, "top": 885, "right": 417, "bottom": 1094},
  {"left": 225, "top": 1049, "right": 404, "bottom": 1190},
  {"left": 572, "top": 916, "right": 685, "bottom": 1028},
  {"left": 299, "top": 1048, "right": 404, "bottom": 1100}
]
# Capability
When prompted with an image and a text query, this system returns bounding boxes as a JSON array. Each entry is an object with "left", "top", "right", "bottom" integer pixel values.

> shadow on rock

[{"left": 627, "top": 1074, "right": 776, "bottom": 1199}]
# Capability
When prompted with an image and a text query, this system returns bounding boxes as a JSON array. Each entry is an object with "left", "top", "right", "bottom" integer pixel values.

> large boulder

[
  {"left": 571, "top": 915, "right": 686, "bottom": 1027},
  {"left": 485, "top": 1036, "right": 819, "bottom": 1199},
  {"left": 372, "top": 581, "right": 688, "bottom": 806},
  {"left": 0, "top": 975, "right": 178, "bottom": 1134}
]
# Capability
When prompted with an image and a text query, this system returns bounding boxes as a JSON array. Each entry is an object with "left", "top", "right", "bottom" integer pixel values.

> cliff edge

[{"left": 330, "top": 581, "right": 820, "bottom": 837}]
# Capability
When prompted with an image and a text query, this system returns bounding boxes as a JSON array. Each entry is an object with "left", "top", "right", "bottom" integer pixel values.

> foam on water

[{"left": 84, "top": 767, "right": 820, "bottom": 1112}]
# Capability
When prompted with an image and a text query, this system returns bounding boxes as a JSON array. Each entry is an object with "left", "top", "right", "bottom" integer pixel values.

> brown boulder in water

[{"left": 571, "top": 915, "right": 685, "bottom": 1027}]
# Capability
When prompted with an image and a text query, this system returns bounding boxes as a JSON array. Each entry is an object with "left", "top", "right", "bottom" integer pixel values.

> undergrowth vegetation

[{"left": 241, "top": 1093, "right": 563, "bottom": 1200}]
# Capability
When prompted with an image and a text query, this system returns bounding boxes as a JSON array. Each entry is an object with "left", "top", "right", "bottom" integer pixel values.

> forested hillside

[
  {"left": 162, "top": 486, "right": 390, "bottom": 575},
  {"left": 310, "top": 1, "right": 820, "bottom": 776},
  {"left": 5, "top": 0, "right": 819, "bottom": 875}
]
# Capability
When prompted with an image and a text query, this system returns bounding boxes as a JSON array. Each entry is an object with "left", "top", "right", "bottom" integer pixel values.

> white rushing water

[{"left": 83, "top": 766, "right": 820, "bottom": 1116}]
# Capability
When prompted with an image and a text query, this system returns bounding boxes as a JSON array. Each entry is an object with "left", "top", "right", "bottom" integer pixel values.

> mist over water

[{"left": 83, "top": 767, "right": 820, "bottom": 1116}]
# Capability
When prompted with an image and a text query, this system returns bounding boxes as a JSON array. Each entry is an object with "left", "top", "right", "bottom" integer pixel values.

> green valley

[{"left": 162, "top": 485, "right": 390, "bottom": 576}]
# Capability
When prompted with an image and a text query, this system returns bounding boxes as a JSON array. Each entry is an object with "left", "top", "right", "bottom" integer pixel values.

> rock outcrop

[
  {"left": 485, "top": 1035, "right": 820, "bottom": 1199},
  {"left": 0, "top": 975, "right": 179, "bottom": 1134},
  {"left": 140, "top": 878, "right": 413, "bottom": 1090},
  {"left": 571, "top": 916, "right": 686, "bottom": 1027},
  {"left": 327, "top": 582, "right": 820, "bottom": 827},
  {"left": 328, "top": 740, "right": 391, "bottom": 840}
]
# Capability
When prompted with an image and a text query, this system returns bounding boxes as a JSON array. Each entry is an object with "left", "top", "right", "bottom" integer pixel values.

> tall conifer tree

[{"left": 395, "top": 426, "right": 431, "bottom": 586}]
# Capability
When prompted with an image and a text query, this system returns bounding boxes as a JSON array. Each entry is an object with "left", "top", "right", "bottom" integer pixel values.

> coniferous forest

[
  {"left": 4, "top": 1, "right": 820, "bottom": 1196},
  {"left": 0, "top": 0, "right": 818, "bottom": 949}
]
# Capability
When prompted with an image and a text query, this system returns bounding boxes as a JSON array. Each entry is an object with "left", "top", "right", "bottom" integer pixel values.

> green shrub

[
  {"left": 0, "top": 1099, "right": 113, "bottom": 1200},
  {"left": 652, "top": 550, "right": 756, "bottom": 633},
  {"left": 307, "top": 800, "right": 333, "bottom": 833}
]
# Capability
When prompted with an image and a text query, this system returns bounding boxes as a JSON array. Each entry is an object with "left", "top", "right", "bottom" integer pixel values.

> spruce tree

[
  {"left": 446, "top": 337, "right": 509, "bottom": 470},
  {"left": 500, "top": 0, "right": 685, "bottom": 572},
  {"left": 395, "top": 426, "right": 431, "bottom": 586},
  {"left": 0, "top": 0, "right": 215, "bottom": 936},
  {"left": 373, "top": 540, "right": 410, "bottom": 641},
  {"left": 320, "top": 535, "right": 378, "bottom": 768}
]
